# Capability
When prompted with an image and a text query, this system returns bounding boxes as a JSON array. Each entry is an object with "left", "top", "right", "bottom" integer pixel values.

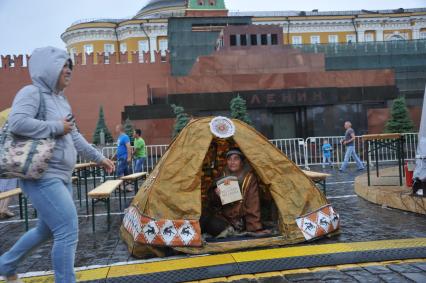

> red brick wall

[{"left": 0, "top": 52, "right": 170, "bottom": 143}]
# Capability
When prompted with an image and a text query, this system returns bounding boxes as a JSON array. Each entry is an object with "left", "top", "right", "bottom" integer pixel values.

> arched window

[
  {"left": 198, "top": 0, "right": 204, "bottom": 6},
  {"left": 389, "top": 34, "right": 405, "bottom": 41},
  {"left": 209, "top": 0, "right": 216, "bottom": 6}
]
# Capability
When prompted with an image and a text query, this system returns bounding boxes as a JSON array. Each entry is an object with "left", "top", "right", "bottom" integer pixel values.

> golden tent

[
  {"left": 0, "top": 108, "right": 10, "bottom": 127},
  {"left": 121, "top": 117, "right": 339, "bottom": 257}
]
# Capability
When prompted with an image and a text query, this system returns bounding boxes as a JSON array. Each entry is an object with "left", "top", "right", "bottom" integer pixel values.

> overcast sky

[{"left": 0, "top": 0, "right": 425, "bottom": 55}]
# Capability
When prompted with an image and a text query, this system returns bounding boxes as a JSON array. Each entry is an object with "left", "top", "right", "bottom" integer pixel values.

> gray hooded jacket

[{"left": 8, "top": 46, "right": 105, "bottom": 182}]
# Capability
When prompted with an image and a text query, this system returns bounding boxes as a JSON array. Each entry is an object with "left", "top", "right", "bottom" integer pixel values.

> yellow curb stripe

[
  {"left": 107, "top": 254, "right": 235, "bottom": 278},
  {"left": 4, "top": 238, "right": 425, "bottom": 282},
  {"left": 230, "top": 238, "right": 426, "bottom": 262}
]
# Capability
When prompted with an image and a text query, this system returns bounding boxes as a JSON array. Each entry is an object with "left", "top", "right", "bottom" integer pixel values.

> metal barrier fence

[
  {"left": 269, "top": 138, "right": 305, "bottom": 166},
  {"left": 79, "top": 133, "right": 418, "bottom": 176},
  {"left": 304, "top": 133, "right": 418, "bottom": 169}
]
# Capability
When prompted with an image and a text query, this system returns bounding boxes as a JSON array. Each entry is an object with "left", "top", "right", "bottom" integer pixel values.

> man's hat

[{"left": 226, "top": 148, "right": 244, "bottom": 159}]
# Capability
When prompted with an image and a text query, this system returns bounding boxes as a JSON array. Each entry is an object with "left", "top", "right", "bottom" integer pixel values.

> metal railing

[
  {"left": 78, "top": 133, "right": 419, "bottom": 177},
  {"left": 269, "top": 138, "right": 305, "bottom": 166}
]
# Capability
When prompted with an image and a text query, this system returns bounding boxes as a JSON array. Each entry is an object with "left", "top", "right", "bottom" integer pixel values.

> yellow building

[{"left": 61, "top": 0, "right": 426, "bottom": 62}]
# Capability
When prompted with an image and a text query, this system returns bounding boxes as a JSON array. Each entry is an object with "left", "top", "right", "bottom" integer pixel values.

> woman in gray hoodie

[{"left": 0, "top": 47, "right": 114, "bottom": 283}]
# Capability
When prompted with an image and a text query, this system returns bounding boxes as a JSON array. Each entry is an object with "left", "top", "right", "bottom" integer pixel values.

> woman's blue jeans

[{"left": 0, "top": 178, "right": 78, "bottom": 283}]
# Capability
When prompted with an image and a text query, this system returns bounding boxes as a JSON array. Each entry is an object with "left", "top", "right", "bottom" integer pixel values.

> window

[
  {"left": 209, "top": 0, "right": 215, "bottom": 5},
  {"left": 198, "top": 0, "right": 203, "bottom": 5},
  {"left": 69, "top": 48, "right": 77, "bottom": 63},
  {"left": 138, "top": 40, "right": 149, "bottom": 62},
  {"left": 240, "top": 34, "right": 247, "bottom": 46},
  {"left": 271, "top": 34, "right": 278, "bottom": 45},
  {"left": 250, "top": 34, "right": 257, "bottom": 45},
  {"left": 104, "top": 44, "right": 114, "bottom": 54},
  {"left": 310, "top": 35, "right": 320, "bottom": 44},
  {"left": 120, "top": 43, "right": 127, "bottom": 53},
  {"left": 159, "top": 39, "right": 168, "bottom": 60},
  {"left": 230, "top": 34, "right": 237, "bottom": 46},
  {"left": 261, "top": 34, "right": 268, "bottom": 45},
  {"left": 365, "top": 33, "right": 374, "bottom": 42},
  {"left": 328, "top": 35, "right": 338, "bottom": 43},
  {"left": 84, "top": 44, "right": 93, "bottom": 55},
  {"left": 420, "top": 31, "right": 426, "bottom": 39},
  {"left": 292, "top": 36, "right": 302, "bottom": 45},
  {"left": 346, "top": 34, "right": 356, "bottom": 43}
]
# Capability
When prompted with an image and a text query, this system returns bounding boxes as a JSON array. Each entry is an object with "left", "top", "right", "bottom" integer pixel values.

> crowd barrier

[{"left": 77, "top": 133, "right": 419, "bottom": 177}]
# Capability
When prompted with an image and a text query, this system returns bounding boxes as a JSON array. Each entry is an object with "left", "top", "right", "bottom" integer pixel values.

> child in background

[{"left": 322, "top": 139, "right": 333, "bottom": 168}]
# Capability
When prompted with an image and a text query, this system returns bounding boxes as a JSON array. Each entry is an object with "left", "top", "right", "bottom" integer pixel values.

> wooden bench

[
  {"left": 120, "top": 172, "right": 148, "bottom": 199},
  {"left": 302, "top": 170, "right": 331, "bottom": 195},
  {"left": 88, "top": 180, "right": 123, "bottom": 232},
  {"left": 0, "top": 188, "right": 31, "bottom": 231}
]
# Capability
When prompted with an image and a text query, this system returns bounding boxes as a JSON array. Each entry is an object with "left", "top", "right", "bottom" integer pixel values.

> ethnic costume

[{"left": 201, "top": 163, "right": 263, "bottom": 237}]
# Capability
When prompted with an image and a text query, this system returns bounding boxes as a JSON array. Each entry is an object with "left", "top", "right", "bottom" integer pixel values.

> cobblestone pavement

[{"left": 0, "top": 164, "right": 425, "bottom": 276}]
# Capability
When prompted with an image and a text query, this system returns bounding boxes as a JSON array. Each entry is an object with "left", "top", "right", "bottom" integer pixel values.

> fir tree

[
  {"left": 230, "top": 95, "right": 251, "bottom": 125},
  {"left": 384, "top": 96, "right": 415, "bottom": 133},
  {"left": 93, "top": 106, "right": 113, "bottom": 145},
  {"left": 171, "top": 104, "right": 190, "bottom": 138},
  {"left": 124, "top": 117, "right": 135, "bottom": 144}
]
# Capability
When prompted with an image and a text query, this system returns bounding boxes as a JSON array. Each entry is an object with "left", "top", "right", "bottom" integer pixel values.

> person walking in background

[
  {"left": 0, "top": 47, "right": 115, "bottom": 283},
  {"left": 133, "top": 129, "right": 146, "bottom": 173},
  {"left": 0, "top": 179, "right": 18, "bottom": 219},
  {"left": 339, "top": 121, "right": 364, "bottom": 172},
  {"left": 322, "top": 139, "right": 333, "bottom": 169},
  {"left": 114, "top": 124, "right": 132, "bottom": 179}
]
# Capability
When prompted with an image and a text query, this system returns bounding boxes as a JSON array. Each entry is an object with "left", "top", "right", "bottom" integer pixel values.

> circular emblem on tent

[{"left": 210, "top": 117, "right": 235, "bottom": 138}]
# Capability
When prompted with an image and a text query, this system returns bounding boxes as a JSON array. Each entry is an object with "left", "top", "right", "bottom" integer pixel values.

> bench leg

[
  {"left": 92, "top": 198, "right": 95, "bottom": 233},
  {"left": 84, "top": 169, "right": 89, "bottom": 215},
  {"left": 134, "top": 179, "right": 138, "bottom": 195},
  {"left": 77, "top": 178, "right": 82, "bottom": 207},
  {"left": 24, "top": 196, "right": 28, "bottom": 231},
  {"left": 118, "top": 186, "right": 122, "bottom": 211},
  {"left": 92, "top": 167, "right": 97, "bottom": 188},
  {"left": 107, "top": 198, "right": 111, "bottom": 231},
  {"left": 19, "top": 193, "right": 23, "bottom": 220},
  {"left": 123, "top": 183, "right": 127, "bottom": 206},
  {"left": 322, "top": 180, "right": 327, "bottom": 196}
]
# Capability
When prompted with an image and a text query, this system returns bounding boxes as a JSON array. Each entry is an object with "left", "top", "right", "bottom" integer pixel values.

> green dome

[{"left": 135, "top": 0, "right": 186, "bottom": 18}]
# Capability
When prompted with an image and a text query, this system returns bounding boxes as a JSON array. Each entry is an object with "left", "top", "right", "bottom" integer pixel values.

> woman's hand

[
  {"left": 63, "top": 119, "right": 73, "bottom": 135},
  {"left": 99, "top": 158, "right": 115, "bottom": 174}
]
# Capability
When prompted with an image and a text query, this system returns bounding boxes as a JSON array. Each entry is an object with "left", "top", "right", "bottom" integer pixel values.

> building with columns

[{"left": 61, "top": 0, "right": 426, "bottom": 62}]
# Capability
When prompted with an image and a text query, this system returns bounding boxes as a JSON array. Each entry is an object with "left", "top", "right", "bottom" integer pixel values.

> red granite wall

[{"left": 368, "top": 107, "right": 421, "bottom": 134}]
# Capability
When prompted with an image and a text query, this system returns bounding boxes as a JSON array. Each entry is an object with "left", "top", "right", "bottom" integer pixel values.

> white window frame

[
  {"left": 310, "top": 35, "right": 320, "bottom": 44},
  {"left": 138, "top": 40, "right": 149, "bottom": 62},
  {"left": 346, "top": 34, "right": 356, "bottom": 43},
  {"left": 291, "top": 35, "right": 302, "bottom": 45},
  {"left": 120, "top": 42, "right": 127, "bottom": 53},
  {"left": 104, "top": 43, "right": 115, "bottom": 54},
  {"left": 69, "top": 48, "right": 77, "bottom": 63},
  {"left": 328, "top": 34, "right": 338, "bottom": 43},
  {"left": 420, "top": 31, "right": 426, "bottom": 39},
  {"left": 159, "top": 39, "right": 168, "bottom": 57},
  {"left": 365, "top": 33, "right": 374, "bottom": 42},
  {"left": 83, "top": 44, "right": 93, "bottom": 55}
]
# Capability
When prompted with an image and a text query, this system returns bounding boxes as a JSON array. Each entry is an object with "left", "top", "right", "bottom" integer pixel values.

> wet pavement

[{"left": 0, "top": 164, "right": 425, "bottom": 275}]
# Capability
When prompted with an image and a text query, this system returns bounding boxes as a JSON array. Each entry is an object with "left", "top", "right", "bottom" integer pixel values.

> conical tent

[{"left": 121, "top": 117, "right": 338, "bottom": 257}]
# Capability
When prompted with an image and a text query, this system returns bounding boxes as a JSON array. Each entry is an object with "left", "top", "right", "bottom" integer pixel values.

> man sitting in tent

[{"left": 201, "top": 148, "right": 269, "bottom": 238}]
